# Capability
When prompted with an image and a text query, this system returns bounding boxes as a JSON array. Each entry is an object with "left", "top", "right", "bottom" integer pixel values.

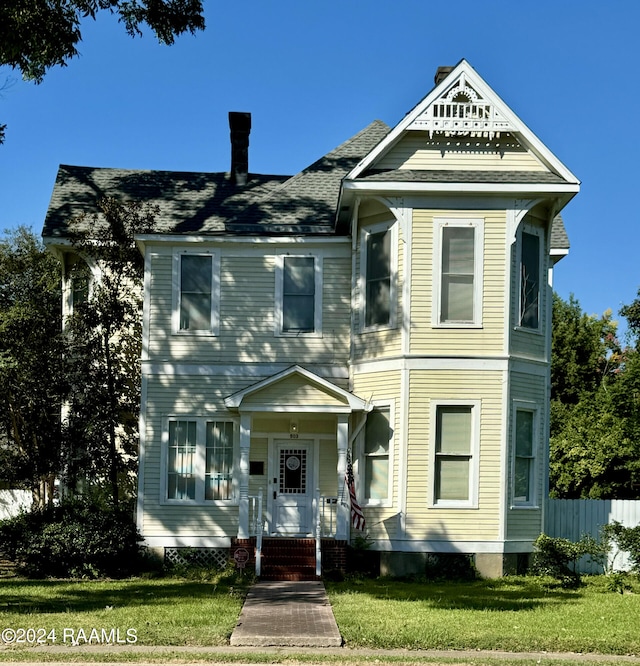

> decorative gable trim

[
  {"left": 346, "top": 59, "right": 580, "bottom": 186},
  {"left": 407, "top": 70, "right": 514, "bottom": 137},
  {"left": 224, "top": 364, "right": 368, "bottom": 412}
]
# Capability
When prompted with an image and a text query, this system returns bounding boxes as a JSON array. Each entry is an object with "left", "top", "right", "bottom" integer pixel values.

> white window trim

[
  {"left": 428, "top": 399, "right": 480, "bottom": 509},
  {"left": 359, "top": 220, "right": 398, "bottom": 332},
  {"left": 63, "top": 255, "right": 99, "bottom": 321},
  {"left": 359, "top": 400, "right": 395, "bottom": 508},
  {"left": 432, "top": 217, "right": 484, "bottom": 328},
  {"left": 515, "top": 224, "right": 543, "bottom": 334},
  {"left": 160, "top": 416, "right": 239, "bottom": 506},
  {"left": 274, "top": 253, "right": 323, "bottom": 337},
  {"left": 511, "top": 401, "right": 539, "bottom": 509},
  {"left": 172, "top": 249, "right": 220, "bottom": 336}
]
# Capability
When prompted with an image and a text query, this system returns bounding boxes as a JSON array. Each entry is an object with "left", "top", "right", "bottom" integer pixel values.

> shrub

[
  {"left": 532, "top": 533, "right": 606, "bottom": 587},
  {"left": 0, "top": 499, "right": 143, "bottom": 578}
]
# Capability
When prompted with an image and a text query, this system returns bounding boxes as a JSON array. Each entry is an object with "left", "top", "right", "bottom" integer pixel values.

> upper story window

[
  {"left": 512, "top": 405, "right": 538, "bottom": 507},
  {"left": 172, "top": 250, "right": 219, "bottom": 335},
  {"left": 433, "top": 218, "right": 484, "bottom": 327},
  {"left": 429, "top": 400, "right": 480, "bottom": 508},
  {"left": 163, "top": 417, "right": 237, "bottom": 504},
  {"left": 64, "top": 257, "right": 93, "bottom": 320},
  {"left": 518, "top": 229, "right": 542, "bottom": 330},
  {"left": 360, "top": 222, "right": 397, "bottom": 331},
  {"left": 362, "top": 404, "right": 393, "bottom": 505},
  {"left": 275, "top": 255, "right": 322, "bottom": 336}
]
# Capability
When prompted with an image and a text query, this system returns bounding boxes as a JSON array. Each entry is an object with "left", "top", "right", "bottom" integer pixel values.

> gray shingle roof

[
  {"left": 42, "top": 119, "right": 569, "bottom": 249},
  {"left": 42, "top": 120, "right": 391, "bottom": 238},
  {"left": 42, "top": 167, "right": 290, "bottom": 238},
  {"left": 359, "top": 169, "right": 568, "bottom": 184},
  {"left": 551, "top": 214, "right": 570, "bottom": 251}
]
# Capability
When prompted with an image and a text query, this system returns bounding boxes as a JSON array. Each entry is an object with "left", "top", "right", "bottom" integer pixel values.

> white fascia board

[
  {"left": 342, "top": 180, "right": 580, "bottom": 196},
  {"left": 346, "top": 59, "right": 580, "bottom": 186},
  {"left": 134, "top": 233, "right": 350, "bottom": 245}
]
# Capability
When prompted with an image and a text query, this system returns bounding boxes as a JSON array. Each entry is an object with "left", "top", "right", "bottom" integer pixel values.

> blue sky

[{"left": 1, "top": 0, "right": 638, "bottom": 339}]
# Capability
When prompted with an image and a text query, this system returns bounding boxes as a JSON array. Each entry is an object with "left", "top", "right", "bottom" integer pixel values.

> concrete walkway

[{"left": 229, "top": 580, "right": 342, "bottom": 647}]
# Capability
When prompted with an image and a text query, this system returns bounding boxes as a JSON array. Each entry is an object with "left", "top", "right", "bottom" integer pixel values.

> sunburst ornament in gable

[{"left": 409, "top": 74, "right": 515, "bottom": 139}]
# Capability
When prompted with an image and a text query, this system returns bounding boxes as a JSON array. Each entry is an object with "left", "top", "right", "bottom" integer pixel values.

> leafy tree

[
  {"left": 620, "top": 287, "right": 640, "bottom": 348},
  {"left": 0, "top": 0, "right": 205, "bottom": 141},
  {"left": 550, "top": 292, "right": 640, "bottom": 498},
  {"left": 550, "top": 293, "right": 620, "bottom": 408},
  {"left": 0, "top": 227, "right": 66, "bottom": 507},
  {"left": 64, "top": 197, "right": 155, "bottom": 506}
]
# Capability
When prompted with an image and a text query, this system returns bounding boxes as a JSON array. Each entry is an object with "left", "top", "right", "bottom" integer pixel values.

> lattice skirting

[{"left": 164, "top": 547, "right": 229, "bottom": 570}]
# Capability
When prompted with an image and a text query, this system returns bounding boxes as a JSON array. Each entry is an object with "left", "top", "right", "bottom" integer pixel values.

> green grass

[
  {"left": 0, "top": 573, "right": 639, "bottom": 664},
  {"left": 326, "top": 575, "right": 640, "bottom": 654},
  {"left": 0, "top": 571, "right": 249, "bottom": 647}
]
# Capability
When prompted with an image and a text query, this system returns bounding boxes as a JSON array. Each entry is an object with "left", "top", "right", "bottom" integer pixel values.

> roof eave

[{"left": 342, "top": 180, "right": 580, "bottom": 195}]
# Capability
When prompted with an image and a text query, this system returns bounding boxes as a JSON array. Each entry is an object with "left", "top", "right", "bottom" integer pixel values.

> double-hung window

[
  {"left": 363, "top": 405, "right": 393, "bottom": 505},
  {"left": 518, "top": 229, "right": 542, "bottom": 330},
  {"left": 430, "top": 401, "right": 480, "bottom": 507},
  {"left": 433, "top": 218, "right": 483, "bottom": 327},
  {"left": 163, "top": 417, "right": 236, "bottom": 504},
  {"left": 275, "top": 255, "right": 321, "bottom": 335},
  {"left": 361, "top": 222, "right": 396, "bottom": 330},
  {"left": 173, "top": 250, "right": 219, "bottom": 335},
  {"left": 512, "top": 405, "right": 537, "bottom": 507},
  {"left": 167, "top": 420, "right": 197, "bottom": 501}
]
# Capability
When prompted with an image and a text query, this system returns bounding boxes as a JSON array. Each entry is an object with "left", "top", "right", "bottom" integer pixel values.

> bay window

[
  {"left": 430, "top": 401, "right": 480, "bottom": 507},
  {"left": 434, "top": 218, "right": 484, "bottom": 327}
]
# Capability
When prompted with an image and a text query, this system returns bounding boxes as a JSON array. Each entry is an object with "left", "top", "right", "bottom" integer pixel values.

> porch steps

[{"left": 260, "top": 538, "right": 318, "bottom": 581}]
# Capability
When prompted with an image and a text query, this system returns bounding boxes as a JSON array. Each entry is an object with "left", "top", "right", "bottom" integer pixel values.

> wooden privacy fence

[{"left": 545, "top": 499, "right": 640, "bottom": 573}]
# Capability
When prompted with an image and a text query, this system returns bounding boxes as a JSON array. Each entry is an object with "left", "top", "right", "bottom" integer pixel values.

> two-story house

[{"left": 42, "top": 60, "right": 579, "bottom": 578}]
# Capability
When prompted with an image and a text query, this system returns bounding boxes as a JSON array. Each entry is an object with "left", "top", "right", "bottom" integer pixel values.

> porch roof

[{"left": 224, "top": 365, "right": 369, "bottom": 413}]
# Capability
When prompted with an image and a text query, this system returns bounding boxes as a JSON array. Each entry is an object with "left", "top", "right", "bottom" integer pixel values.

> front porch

[
  {"left": 223, "top": 366, "right": 370, "bottom": 579},
  {"left": 224, "top": 365, "right": 370, "bottom": 542}
]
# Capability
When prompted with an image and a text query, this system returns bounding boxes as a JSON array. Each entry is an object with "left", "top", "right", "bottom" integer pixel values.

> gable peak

[{"left": 409, "top": 63, "right": 515, "bottom": 138}]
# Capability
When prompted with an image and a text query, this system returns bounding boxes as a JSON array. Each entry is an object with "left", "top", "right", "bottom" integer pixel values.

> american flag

[{"left": 345, "top": 451, "right": 366, "bottom": 531}]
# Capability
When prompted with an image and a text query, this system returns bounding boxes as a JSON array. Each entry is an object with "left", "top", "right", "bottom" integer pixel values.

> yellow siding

[
  {"left": 405, "top": 369, "right": 504, "bottom": 542},
  {"left": 353, "top": 201, "right": 403, "bottom": 362},
  {"left": 243, "top": 374, "right": 349, "bottom": 408},
  {"left": 146, "top": 248, "right": 351, "bottom": 366},
  {"left": 248, "top": 438, "right": 268, "bottom": 499},
  {"left": 410, "top": 209, "right": 507, "bottom": 355},
  {"left": 352, "top": 370, "right": 402, "bottom": 538},
  {"left": 142, "top": 505, "right": 238, "bottom": 536},
  {"left": 319, "top": 439, "right": 339, "bottom": 496},
  {"left": 141, "top": 374, "right": 250, "bottom": 537},
  {"left": 505, "top": 370, "right": 546, "bottom": 540},
  {"left": 377, "top": 132, "right": 547, "bottom": 172}
]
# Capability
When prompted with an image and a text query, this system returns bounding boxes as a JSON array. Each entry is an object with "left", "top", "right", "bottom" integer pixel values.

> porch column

[
  {"left": 238, "top": 413, "right": 251, "bottom": 539},
  {"left": 336, "top": 414, "right": 349, "bottom": 540}
]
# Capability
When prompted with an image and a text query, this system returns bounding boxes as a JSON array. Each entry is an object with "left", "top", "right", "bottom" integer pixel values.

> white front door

[{"left": 273, "top": 441, "right": 314, "bottom": 535}]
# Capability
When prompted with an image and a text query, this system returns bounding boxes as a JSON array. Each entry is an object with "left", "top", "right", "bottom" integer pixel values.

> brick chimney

[
  {"left": 229, "top": 111, "right": 251, "bottom": 186},
  {"left": 434, "top": 66, "right": 454, "bottom": 85}
]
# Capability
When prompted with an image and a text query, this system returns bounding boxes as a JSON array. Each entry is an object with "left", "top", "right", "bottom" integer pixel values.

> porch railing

[
  {"left": 247, "top": 490, "right": 338, "bottom": 579},
  {"left": 319, "top": 494, "right": 339, "bottom": 537}
]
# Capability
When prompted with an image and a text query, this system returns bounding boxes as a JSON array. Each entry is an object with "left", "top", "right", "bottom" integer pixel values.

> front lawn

[
  {"left": 0, "top": 573, "right": 638, "bottom": 658},
  {"left": 326, "top": 575, "right": 640, "bottom": 654},
  {"left": 0, "top": 574, "right": 248, "bottom": 647}
]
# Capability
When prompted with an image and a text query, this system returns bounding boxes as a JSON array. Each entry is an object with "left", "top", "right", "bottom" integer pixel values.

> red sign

[{"left": 233, "top": 547, "right": 250, "bottom": 569}]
